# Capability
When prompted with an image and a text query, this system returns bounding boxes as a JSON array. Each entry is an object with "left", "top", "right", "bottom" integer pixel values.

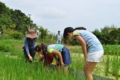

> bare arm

[
  {"left": 52, "top": 50, "right": 64, "bottom": 66},
  {"left": 75, "top": 35, "right": 87, "bottom": 62}
]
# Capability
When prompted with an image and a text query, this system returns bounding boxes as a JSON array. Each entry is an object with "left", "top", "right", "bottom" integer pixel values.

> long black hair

[
  {"left": 35, "top": 43, "right": 47, "bottom": 60},
  {"left": 63, "top": 27, "right": 86, "bottom": 39}
]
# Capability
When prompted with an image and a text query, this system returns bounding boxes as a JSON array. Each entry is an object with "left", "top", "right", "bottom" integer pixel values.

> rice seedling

[{"left": 0, "top": 39, "right": 120, "bottom": 80}]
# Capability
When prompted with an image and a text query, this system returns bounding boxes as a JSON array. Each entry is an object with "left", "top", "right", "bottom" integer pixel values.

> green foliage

[
  {"left": 4, "top": 44, "right": 12, "bottom": 52},
  {"left": 37, "top": 26, "right": 49, "bottom": 41},
  {"left": 0, "top": 1, "right": 38, "bottom": 38},
  {"left": 0, "top": 41, "right": 13, "bottom": 52},
  {"left": 103, "top": 45, "right": 120, "bottom": 55},
  {"left": 0, "top": 39, "right": 119, "bottom": 80},
  {"left": 0, "top": 53, "right": 78, "bottom": 80},
  {"left": 92, "top": 25, "right": 120, "bottom": 44},
  {"left": 111, "top": 55, "right": 120, "bottom": 80},
  {"left": 0, "top": 39, "right": 23, "bottom": 57},
  {"left": 0, "top": 1, "right": 120, "bottom": 46},
  {"left": 0, "top": 34, "right": 11, "bottom": 39},
  {"left": 9, "top": 31, "right": 23, "bottom": 39},
  {"left": 105, "top": 54, "right": 110, "bottom": 76}
]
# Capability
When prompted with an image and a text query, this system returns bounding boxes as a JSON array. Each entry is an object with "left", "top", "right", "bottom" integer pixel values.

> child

[
  {"left": 63, "top": 27, "right": 104, "bottom": 80},
  {"left": 35, "top": 43, "right": 71, "bottom": 75},
  {"left": 36, "top": 50, "right": 54, "bottom": 65}
]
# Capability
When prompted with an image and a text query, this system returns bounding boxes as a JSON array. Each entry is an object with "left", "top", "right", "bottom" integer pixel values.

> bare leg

[{"left": 84, "top": 61, "right": 97, "bottom": 80}]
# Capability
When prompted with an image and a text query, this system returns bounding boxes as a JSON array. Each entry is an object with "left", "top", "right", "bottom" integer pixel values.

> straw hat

[{"left": 26, "top": 29, "right": 38, "bottom": 38}]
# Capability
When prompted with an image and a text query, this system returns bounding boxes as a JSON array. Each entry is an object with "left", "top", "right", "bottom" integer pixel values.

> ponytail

[
  {"left": 63, "top": 26, "right": 86, "bottom": 40},
  {"left": 40, "top": 43, "right": 47, "bottom": 60}
]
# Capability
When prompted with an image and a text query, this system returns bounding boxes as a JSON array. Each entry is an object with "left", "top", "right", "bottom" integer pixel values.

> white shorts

[{"left": 87, "top": 50, "right": 104, "bottom": 62}]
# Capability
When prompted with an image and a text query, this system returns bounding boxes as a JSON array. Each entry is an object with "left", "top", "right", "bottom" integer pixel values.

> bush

[
  {"left": 0, "top": 34, "right": 11, "bottom": 40},
  {"left": 3, "top": 44, "right": 12, "bottom": 52},
  {"left": 9, "top": 31, "right": 23, "bottom": 39},
  {"left": 0, "top": 43, "right": 12, "bottom": 52}
]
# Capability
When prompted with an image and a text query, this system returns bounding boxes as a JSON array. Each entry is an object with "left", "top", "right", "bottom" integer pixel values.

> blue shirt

[
  {"left": 24, "top": 37, "right": 37, "bottom": 54},
  {"left": 73, "top": 30, "right": 103, "bottom": 53}
]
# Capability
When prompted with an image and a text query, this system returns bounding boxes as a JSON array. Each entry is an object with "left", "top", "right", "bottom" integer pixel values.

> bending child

[
  {"left": 35, "top": 43, "right": 71, "bottom": 75},
  {"left": 63, "top": 27, "right": 104, "bottom": 80}
]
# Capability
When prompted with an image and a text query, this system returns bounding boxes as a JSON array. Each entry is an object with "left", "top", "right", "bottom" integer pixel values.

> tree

[
  {"left": 38, "top": 26, "right": 48, "bottom": 41},
  {"left": 93, "top": 25, "right": 119, "bottom": 44}
]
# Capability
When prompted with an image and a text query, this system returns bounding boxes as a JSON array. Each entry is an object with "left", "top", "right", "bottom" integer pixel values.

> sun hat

[{"left": 26, "top": 29, "right": 38, "bottom": 38}]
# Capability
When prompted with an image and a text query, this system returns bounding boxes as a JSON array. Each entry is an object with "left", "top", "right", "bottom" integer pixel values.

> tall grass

[
  {"left": 0, "top": 53, "right": 79, "bottom": 80},
  {"left": 0, "top": 39, "right": 120, "bottom": 80},
  {"left": 105, "top": 53, "right": 110, "bottom": 76},
  {"left": 103, "top": 45, "right": 120, "bottom": 80}
]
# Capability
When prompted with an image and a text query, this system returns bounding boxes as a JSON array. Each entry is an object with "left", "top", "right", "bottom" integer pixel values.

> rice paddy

[{"left": 0, "top": 39, "right": 120, "bottom": 80}]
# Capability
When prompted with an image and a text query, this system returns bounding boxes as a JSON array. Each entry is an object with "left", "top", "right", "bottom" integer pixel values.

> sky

[{"left": 0, "top": 0, "right": 120, "bottom": 34}]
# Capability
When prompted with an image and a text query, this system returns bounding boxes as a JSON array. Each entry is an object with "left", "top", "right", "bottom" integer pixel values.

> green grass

[
  {"left": 0, "top": 53, "right": 78, "bottom": 80},
  {"left": 0, "top": 39, "right": 120, "bottom": 80}
]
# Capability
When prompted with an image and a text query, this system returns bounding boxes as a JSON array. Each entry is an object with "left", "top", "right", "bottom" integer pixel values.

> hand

[
  {"left": 39, "top": 54, "right": 44, "bottom": 58},
  {"left": 60, "top": 62, "right": 65, "bottom": 68},
  {"left": 28, "top": 54, "right": 33, "bottom": 61},
  {"left": 39, "top": 54, "right": 44, "bottom": 61}
]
